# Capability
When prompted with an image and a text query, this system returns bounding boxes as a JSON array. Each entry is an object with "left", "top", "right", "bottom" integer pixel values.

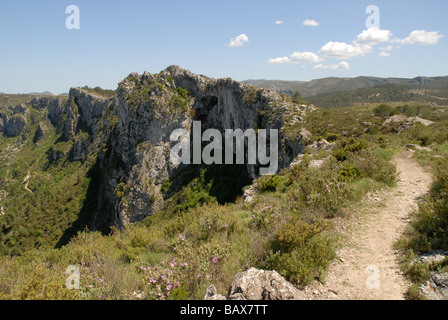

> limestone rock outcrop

[
  {"left": 4, "top": 115, "right": 27, "bottom": 137},
  {"left": 18, "top": 66, "right": 313, "bottom": 231},
  {"left": 204, "top": 285, "right": 227, "bottom": 300},
  {"left": 93, "top": 65, "right": 309, "bottom": 229},
  {"left": 227, "top": 268, "right": 306, "bottom": 300},
  {"left": 420, "top": 272, "right": 448, "bottom": 300}
]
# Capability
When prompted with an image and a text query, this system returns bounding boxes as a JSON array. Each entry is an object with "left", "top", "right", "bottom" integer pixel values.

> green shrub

[
  {"left": 406, "top": 160, "right": 448, "bottom": 251},
  {"left": 259, "top": 175, "right": 289, "bottom": 193},
  {"left": 266, "top": 219, "right": 335, "bottom": 286},
  {"left": 176, "top": 87, "right": 189, "bottom": 99},
  {"left": 367, "top": 125, "right": 379, "bottom": 135},
  {"left": 338, "top": 163, "right": 363, "bottom": 181},
  {"left": 325, "top": 133, "right": 341, "bottom": 142},
  {"left": 347, "top": 148, "right": 397, "bottom": 186},
  {"left": 171, "top": 170, "right": 217, "bottom": 213},
  {"left": 161, "top": 179, "right": 170, "bottom": 194},
  {"left": 333, "top": 138, "right": 370, "bottom": 162},
  {"left": 170, "top": 95, "right": 190, "bottom": 113},
  {"left": 373, "top": 104, "right": 394, "bottom": 117},
  {"left": 404, "top": 123, "right": 448, "bottom": 147}
]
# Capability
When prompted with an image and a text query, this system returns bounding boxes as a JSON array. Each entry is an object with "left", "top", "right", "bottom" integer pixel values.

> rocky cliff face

[
  {"left": 0, "top": 105, "right": 29, "bottom": 138},
  {"left": 92, "top": 66, "right": 309, "bottom": 229},
  {"left": 1, "top": 115, "right": 27, "bottom": 138},
  {"left": 17, "top": 66, "right": 312, "bottom": 231}
]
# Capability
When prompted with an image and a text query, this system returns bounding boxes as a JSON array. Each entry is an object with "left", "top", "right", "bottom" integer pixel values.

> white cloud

[
  {"left": 268, "top": 57, "right": 290, "bottom": 64},
  {"left": 316, "top": 28, "right": 392, "bottom": 61},
  {"left": 228, "top": 34, "right": 249, "bottom": 47},
  {"left": 392, "top": 30, "right": 444, "bottom": 45},
  {"left": 319, "top": 41, "right": 372, "bottom": 59},
  {"left": 275, "top": 20, "right": 283, "bottom": 25},
  {"left": 380, "top": 45, "right": 394, "bottom": 51},
  {"left": 269, "top": 26, "right": 443, "bottom": 71},
  {"left": 355, "top": 28, "right": 392, "bottom": 46},
  {"left": 313, "top": 61, "right": 351, "bottom": 70},
  {"left": 289, "top": 51, "right": 322, "bottom": 63},
  {"left": 303, "top": 19, "right": 320, "bottom": 27},
  {"left": 268, "top": 51, "right": 323, "bottom": 64},
  {"left": 319, "top": 28, "right": 392, "bottom": 60}
]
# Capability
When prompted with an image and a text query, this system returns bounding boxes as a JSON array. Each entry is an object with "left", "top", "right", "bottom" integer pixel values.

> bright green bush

[
  {"left": 161, "top": 179, "right": 170, "bottom": 194},
  {"left": 406, "top": 160, "right": 448, "bottom": 251},
  {"left": 373, "top": 104, "right": 394, "bottom": 117},
  {"left": 266, "top": 219, "right": 335, "bottom": 286},
  {"left": 338, "top": 163, "right": 363, "bottom": 181},
  {"left": 347, "top": 148, "right": 397, "bottom": 186},
  {"left": 333, "top": 138, "right": 370, "bottom": 162},
  {"left": 176, "top": 87, "right": 189, "bottom": 99},
  {"left": 259, "top": 175, "right": 290, "bottom": 193}
]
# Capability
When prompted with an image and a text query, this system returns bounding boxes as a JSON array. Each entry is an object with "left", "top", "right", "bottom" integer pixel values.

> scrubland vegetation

[{"left": 0, "top": 97, "right": 447, "bottom": 300}]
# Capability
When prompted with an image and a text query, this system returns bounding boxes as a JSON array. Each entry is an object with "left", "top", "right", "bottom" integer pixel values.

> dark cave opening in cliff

[
  {"left": 192, "top": 96, "right": 219, "bottom": 128},
  {"left": 200, "top": 96, "right": 218, "bottom": 110},
  {"left": 197, "top": 114, "right": 209, "bottom": 126},
  {"left": 167, "top": 162, "right": 252, "bottom": 205}
]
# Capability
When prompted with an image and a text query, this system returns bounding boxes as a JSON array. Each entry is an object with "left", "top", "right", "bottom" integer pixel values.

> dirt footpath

[{"left": 304, "top": 150, "right": 433, "bottom": 300}]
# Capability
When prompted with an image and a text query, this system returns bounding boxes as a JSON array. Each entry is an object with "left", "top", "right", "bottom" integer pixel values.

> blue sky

[{"left": 0, "top": 0, "right": 447, "bottom": 94}]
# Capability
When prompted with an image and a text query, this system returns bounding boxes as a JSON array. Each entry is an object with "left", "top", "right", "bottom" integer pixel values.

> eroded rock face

[
  {"left": 227, "top": 268, "right": 306, "bottom": 300},
  {"left": 63, "top": 88, "right": 113, "bottom": 140},
  {"left": 93, "top": 65, "right": 308, "bottom": 229},
  {"left": 33, "top": 122, "right": 46, "bottom": 143},
  {"left": 5, "top": 115, "right": 27, "bottom": 137},
  {"left": 31, "top": 97, "right": 66, "bottom": 127},
  {"left": 0, "top": 116, "right": 5, "bottom": 132},
  {"left": 10, "top": 104, "right": 29, "bottom": 115},
  {"left": 27, "top": 66, "right": 311, "bottom": 230}
]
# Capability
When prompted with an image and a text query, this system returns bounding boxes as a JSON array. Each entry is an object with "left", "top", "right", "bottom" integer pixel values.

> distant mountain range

[
  {"left": 27, "top": 91, "right": 54, "bottom": 96},
  {"left": 244, "top": 76, "right": 448, "bottom": 98},
  {"left": 244, "top": 76, "right": 448, "bottom": 108}
]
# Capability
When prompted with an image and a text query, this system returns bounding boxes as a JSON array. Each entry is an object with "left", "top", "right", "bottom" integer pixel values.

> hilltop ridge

[{"left": 244, "top": 75, "right": 448, "bottom": 98}]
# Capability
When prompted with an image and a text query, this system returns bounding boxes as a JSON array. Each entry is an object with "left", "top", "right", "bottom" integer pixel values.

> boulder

[
  {"left": 299, "top": 128, "right": 313, "bottom": 144},
  {"left": 411, "top": 250, "right": 448, "bottom": 266},
  {"left": 204, "top": 285, "right": 226, "bottom": 300},
  {"left": 308, "top": 159, "right": 325, "bottom": 169},
  {"left": 383, "top": 115, "right": 435, "bottom": 131},
  {"left": 420, "top": 272, "right": 448, "bottom": 300},
  {"left": 309, "top": 139, "right": 335, "bottom": 151},
  {"left": 406, "top": 144, "right": 432, "bottom": 152},
  {"left": 242, "top": 183, "right": 258, "bottom": 203},
  {"left": 227, "top": 267, "right": 306, "bottom": 300}
]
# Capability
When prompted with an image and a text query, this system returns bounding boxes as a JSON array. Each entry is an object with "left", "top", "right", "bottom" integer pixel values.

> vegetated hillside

[
  {"left": 0, "top": 66, "right": 448, "bottom": 300},
  {"left": 0, "top": 93, "right": 54, "bottom": 107},
  {"left": 245, "top": 76, "right": 448, "bottom": 99},
  {"left": 307, "top": 83, "right": 448, "bottom": 109}
]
